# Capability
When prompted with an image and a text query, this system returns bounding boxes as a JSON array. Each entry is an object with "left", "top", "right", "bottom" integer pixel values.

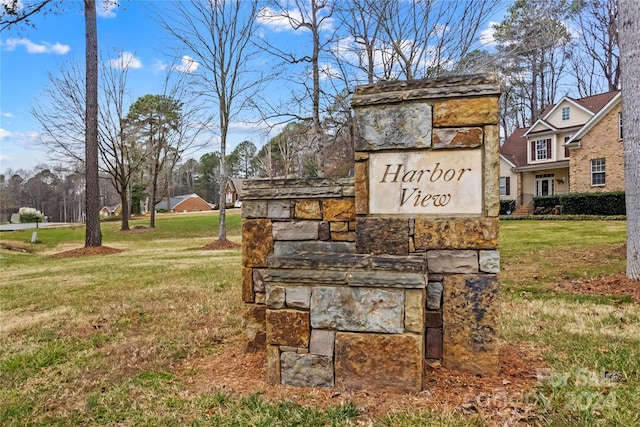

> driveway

[{"left": 0, "top": 222, "right": 74, "bottom": 232}]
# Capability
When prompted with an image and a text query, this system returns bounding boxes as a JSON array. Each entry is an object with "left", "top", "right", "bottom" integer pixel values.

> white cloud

[
  {"left": 3, "top": 38, "right": 70, "bottom": 54},
  {"left": 151, "top": 59, "right": 168, "bottom": 73},
  {"left": 0, "top": 128, "right": 12, "bottom": 139},
  {"left": 257, "top": 6, "right": 298, "bottom": 32},
  {"left": 480, "top": 22, "right": 498, "bottom": 47},
  {"left": 319, "top": 62, "right": 340, "bottom": 80},
  {"left": 97, "top": 0, "right": 118, "bottom": 18},
  {"left": 109, "top": 51, "right": 142, "bottom": 70},
  {"left": 173, "top": 55, "right": 199, "bottom": 74},
  {"left": 2, "top": 112, "right": 14, "bottom": 118},
  {"left": 257, "top": 6, "right": 335, "bottom": 33}
]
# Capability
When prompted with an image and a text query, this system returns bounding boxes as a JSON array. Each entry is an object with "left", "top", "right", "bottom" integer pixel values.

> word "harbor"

[{"left": 379, "top": 163, "right": 472, "bottom": 183}]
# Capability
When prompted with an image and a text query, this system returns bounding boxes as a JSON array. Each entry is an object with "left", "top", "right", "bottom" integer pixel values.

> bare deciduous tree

[
  {"left": 494, "top": 0, "right": 574, "bottom": 123},
  {"left": 163, "top": 0, "right": 263, "bottom": 241},
  {"left": 99, "top": 53, "right": 145, "bottom": 231},
  {"left": 571, "top": 0, "right": 619, "bottom": 97}
]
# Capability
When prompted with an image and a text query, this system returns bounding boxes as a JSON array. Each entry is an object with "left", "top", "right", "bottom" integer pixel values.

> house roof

[
  {"left": 572, "top": 91, "right": 619, "bottom": 114},
  {"left": 537, "top": 91, "right": 619, "bottom": 122},
  {"left": 499, "top": 127, "right": 528, "bottom": 167},
  {"left": 155, "top": 193, "right": 205, "bottom": 210},
  {"left": 102, "top": 204, "right": 120, "bottom": 213}
]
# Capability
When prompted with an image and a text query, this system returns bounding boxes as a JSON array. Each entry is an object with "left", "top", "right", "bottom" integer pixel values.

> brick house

[
  {"left": 100, "top": 204, "right": 121, "bottom": 217},
  {"left": 225, "top": 178, "right": 244, "bottom": 206},
  {"left": 154, "top": 193, "right": 212, "bottom": 213},
  {"left": 499, "top": 90, "right": 622, "bottom": 214}
]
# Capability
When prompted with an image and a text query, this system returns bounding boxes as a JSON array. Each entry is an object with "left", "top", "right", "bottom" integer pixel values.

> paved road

[{"left": 0, "top": 222, "right": 76, "bottom": 232}]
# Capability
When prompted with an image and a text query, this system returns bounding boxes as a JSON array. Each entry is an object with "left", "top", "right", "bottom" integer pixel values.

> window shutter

[
  {"left": 531, "top": 141, "right": 536, "bottom": 161},
  {"left": 505, "top": 177, "right": 510, "bottom": 195},
  {"left": 546, "top": 139, "right": 552, "bottom": 158}
]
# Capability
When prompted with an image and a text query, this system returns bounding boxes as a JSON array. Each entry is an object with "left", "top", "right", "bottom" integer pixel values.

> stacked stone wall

[{"left": 242, "top": 74, "right": 502, "bottom": 393}]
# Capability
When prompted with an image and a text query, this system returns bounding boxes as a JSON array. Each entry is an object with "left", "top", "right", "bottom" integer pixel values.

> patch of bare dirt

[
  {"left": 50, "top": 246, "right": 123, "bottom": 258},
  {"left": 201, "top": 240, "right": 242, "bottom": 250},
  {"left": 0, "top": 242, "right": 34, "bottom": 253},
  {"left": 554, "top": 272, "right": 640, "bottom": 303},
  {"left": 178, "top": 340, "right": 545, "bottom": 425}
]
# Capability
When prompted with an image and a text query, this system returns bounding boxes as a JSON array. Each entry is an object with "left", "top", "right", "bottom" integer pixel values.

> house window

[
  {"left": 591, "top": 158, "right": 606, "bottom": 186},
  {"left": 619, "top": 112, "right": 623, "bottom": 139},
  {"left": 531, "top": 138, "right": 551, "bottom": 161},
  {"left": 562, "top": 107, "right": 570, "bottom": 121},
  {"left": 564, "top": 136, "right": 570, "bottom": 158},
  {"left": 500, "top": 176, "right": 510, "bottom": 196}
]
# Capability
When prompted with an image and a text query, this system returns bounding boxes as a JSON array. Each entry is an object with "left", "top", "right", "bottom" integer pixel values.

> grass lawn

[{"left": 1, "top": 214, "right": 638, "bottom": 426}]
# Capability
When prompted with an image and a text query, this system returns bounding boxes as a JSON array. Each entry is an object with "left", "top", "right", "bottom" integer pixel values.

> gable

[
  {"left": 567, "top": 92, "right": 622, "bottom": 145},
  {"left": 544, "top": 99, "right": 593, "bottom": 128}
]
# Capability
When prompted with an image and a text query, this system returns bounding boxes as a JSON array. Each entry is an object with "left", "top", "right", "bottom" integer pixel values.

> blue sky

[
  {"left": 0, "top": 0, "right": 502, "bottom": 174},
  {"left": 0, "top": 1, "right": 274, "bottom": 173}
]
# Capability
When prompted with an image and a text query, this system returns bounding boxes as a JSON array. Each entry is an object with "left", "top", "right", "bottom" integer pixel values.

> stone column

[{"left": 351, "top": 73, "right": 502, "bottom": 377}]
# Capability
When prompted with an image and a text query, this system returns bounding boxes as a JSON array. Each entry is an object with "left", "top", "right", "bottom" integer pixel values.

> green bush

[
  {"left": 533, "top": 191, "right": 625, "bottom": 215},
  {"left": 18, "top": 207, "right": 44, "bottom": 223}
]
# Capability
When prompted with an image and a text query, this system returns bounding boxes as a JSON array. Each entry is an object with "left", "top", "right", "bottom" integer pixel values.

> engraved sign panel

[{"left": 369, "top": 150, "right": 483, "bottom": 215}]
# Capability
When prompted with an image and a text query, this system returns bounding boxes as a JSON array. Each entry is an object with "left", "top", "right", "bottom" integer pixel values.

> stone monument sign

[{"left": 241, "top": 74, "right": 501, "bottom": 393}]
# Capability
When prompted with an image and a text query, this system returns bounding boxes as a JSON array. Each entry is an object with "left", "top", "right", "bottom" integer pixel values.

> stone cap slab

[
  {"left": 266, "top": 252, "right": 427, "bottom": 288},
  {"left": 243, "top": 178, "right": 354, "bottom": 200},
  {"left": 351, "top": 73, "right": 501, "bottom": 107}
]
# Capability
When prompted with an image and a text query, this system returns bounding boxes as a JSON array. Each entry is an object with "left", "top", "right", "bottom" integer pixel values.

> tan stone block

[
  {"left": 242, "top": 267, "right": 254, "bottom": 303},
  {"left": 267, "top": 345, "right": 281, "bottom": 385},
  {"left": 335, "top": 332, "right": 423, "bottom": 392},
  {"left": 443, "top": 275, "right": 499, "bottom": 376},
  {"left": 354, "top": 161, "right": 368, "bottom": 215},
  {"left": 266, "top": 309, "right": 310, "bottom": 347},
  {"left": 242, "top": 219, "right": 273, "bottom": 267},
  {"left": 295, "top": 200, "right": 322, "bottom": 219},
  {"left": 330, "top": 221, "right": 349, "bottom": 232},
  {"left": 433, "top": 127, "right": 483, "bottom": 149},
  {"left": 414, "top": 218, "right": 498, "bottom": 250},
  {"left": 331, "top": 231, "right": 356, "bottom": 242},
  {"left": 354, "top": 152, "right": 369, "bottom": 161},
  {"left": 405, "top": 289, "right": 425, "bottom": 333},
  {"left": 323, "top": 198, "right": 356, "bottom": 221},
  {"left": 484, "top": 124, "right": 500, "bottom": 217},
  {"left": 433, "top": 97, "right": 499, "bottom": 127},
  {"left": 244, "top": 304, "right": 266, "bottom": 352}
]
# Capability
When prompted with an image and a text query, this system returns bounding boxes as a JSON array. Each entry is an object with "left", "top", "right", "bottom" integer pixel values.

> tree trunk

[
  {"left": 619, "top": 0, "right": 640, "bottom": 280},
  {"left": 84, "top": 0, "right": 102, "bottom": 247},
  {"left": 119, "top": 190, "right": 129, "bottom": 231},
  {"left": 150, "top": 173, "right": 157, "bottom": 228},
  {"left": 218, "top": 123, "right": 227, "bottom": 242}
]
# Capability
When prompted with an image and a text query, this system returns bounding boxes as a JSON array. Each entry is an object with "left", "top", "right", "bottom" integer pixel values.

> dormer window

[{"left": 561, "top": 107, "right": 570, "bottom": 121}]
